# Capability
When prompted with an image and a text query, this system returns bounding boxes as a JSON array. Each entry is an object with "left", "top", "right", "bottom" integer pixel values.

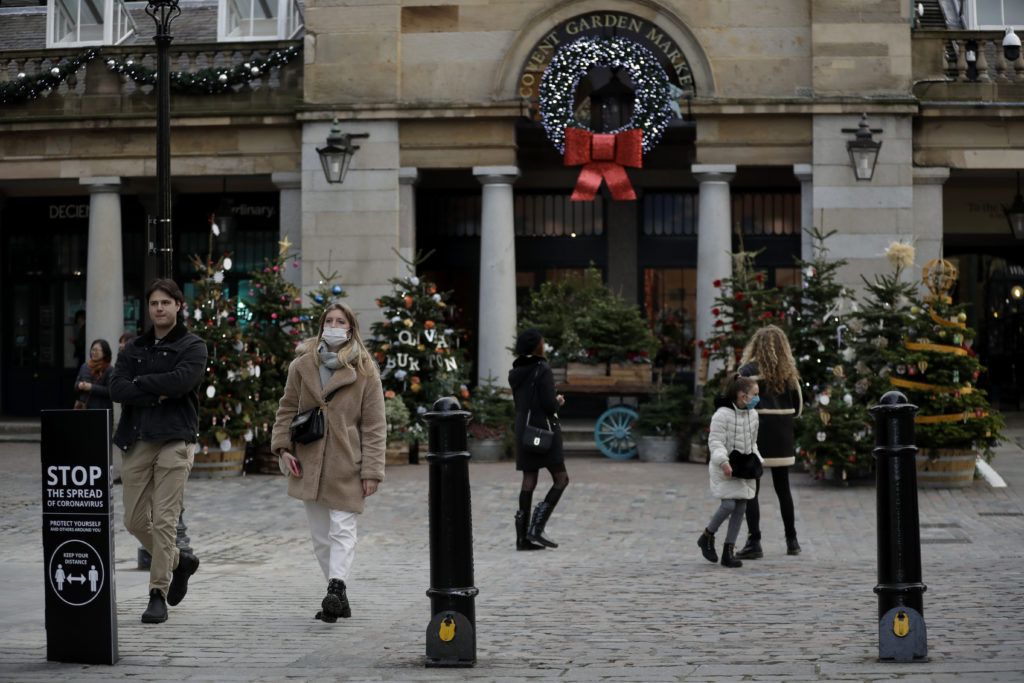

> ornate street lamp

[
  {"left": 146, "top": 0, "right": 181, "bottom": 277},
  {"left": 843, "top": 113, "right": 883, "bottom": 182},
  {"left": 1003, "top": 171, "right": 1024, "bottom": 241},
  {"left": 317, "top": 119, "right": 369, "bottom": 184}
]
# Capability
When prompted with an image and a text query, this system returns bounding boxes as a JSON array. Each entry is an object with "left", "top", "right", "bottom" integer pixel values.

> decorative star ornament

[{"left": 278, "top": 236, "right": 292, "bottom": 256}]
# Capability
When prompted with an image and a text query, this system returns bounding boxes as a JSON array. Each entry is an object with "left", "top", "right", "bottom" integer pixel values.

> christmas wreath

[{"left": 538, "top": 35, "right": 671, "bottom": 155}]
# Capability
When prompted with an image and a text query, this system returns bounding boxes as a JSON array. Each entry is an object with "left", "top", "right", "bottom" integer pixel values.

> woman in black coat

[
  {"left": 74, "top": 339, "right": 114, "bottom": 410},
  {"left": 737, "top": 324, "right": 804, "bottom": 558},
  {"left": 508, "top": 328, "right": 567, "bottom": 551}
]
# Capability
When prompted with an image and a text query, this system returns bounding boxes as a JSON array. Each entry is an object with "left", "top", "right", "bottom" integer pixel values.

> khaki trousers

[{"left": 122, "top": 439, "right": 195, "bottom": 595}]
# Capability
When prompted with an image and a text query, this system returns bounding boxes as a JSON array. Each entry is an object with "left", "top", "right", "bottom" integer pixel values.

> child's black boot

[
  {"left": 721, "top": 543, "right": 743, "bottom": 568},
  {"left": 697, "top": 528, "right": 718, "bottom": 563}
]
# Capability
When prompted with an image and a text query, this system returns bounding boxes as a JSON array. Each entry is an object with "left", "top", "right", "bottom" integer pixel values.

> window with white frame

[
  {"left": 47, "top": 0, "right": 135, "bottom": 48},
  {"left": 218, "top": 0, "right": 304, "bottom": 41},
  {"left": 964, "top": 0, "right": 1024, "bottom": 28}
]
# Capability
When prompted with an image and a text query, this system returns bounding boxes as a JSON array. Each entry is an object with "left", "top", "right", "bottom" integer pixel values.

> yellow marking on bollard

[
  {"left": 893, "top": 611, "right": 909, "bottom": 637},
  {"left": 439, "top": 616, "right": 456, "bottom": 642}
]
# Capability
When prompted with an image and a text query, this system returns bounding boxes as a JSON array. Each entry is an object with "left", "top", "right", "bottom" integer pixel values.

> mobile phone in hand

[{"left": 289, "top": 456, "right": 302, "bottom": 478}]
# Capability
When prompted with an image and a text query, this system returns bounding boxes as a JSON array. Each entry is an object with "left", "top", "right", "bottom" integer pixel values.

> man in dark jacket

[{"left": 110, "top": 278, "right": 208, "bottom": 624}]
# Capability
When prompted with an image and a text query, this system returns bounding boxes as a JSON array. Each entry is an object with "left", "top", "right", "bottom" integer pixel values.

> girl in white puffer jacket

[{"left": 697, "top": 373, "right": 763, "bottom": 568}]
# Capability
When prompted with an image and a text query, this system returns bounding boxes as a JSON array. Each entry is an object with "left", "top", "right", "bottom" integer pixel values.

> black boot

[
  {"left": 721, "top": 543, "right": 743, "bottom": 568},
  {"left": 320, "top": 578, "right": 351, "bottom": 621},
  {"left": 526, "top": 501, "right": 559, "bottom": 548},
  {"left": 786, "top": 535, "right": 801, "bottom": 555},
  {"left": 515, "top": 510, "right": 545, "bottom": 551},
  {"left": 167, "top": 549, "right": 200, "bottom": 606},
  {"left": 735, "top": 533, "right": 763, "bottom": 560},
  {"left": 141, "top": 589, "right": 168, "bottom": 623},
  {"left": 697, "top": 528, "right": 718, "bottom": 563}
]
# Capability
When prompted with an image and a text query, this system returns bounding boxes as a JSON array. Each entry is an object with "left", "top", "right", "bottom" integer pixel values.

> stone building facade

[{"left": 1, "top": 0, "right": 1022, "bottom": 414}]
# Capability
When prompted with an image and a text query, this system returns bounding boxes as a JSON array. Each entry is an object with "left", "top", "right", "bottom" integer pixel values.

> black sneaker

[
  {"left": 141, "top": 589, "right": 168, "bottom": 623},
  {"left": 167, "top": 550, "right": 200, "bottom": 606}
]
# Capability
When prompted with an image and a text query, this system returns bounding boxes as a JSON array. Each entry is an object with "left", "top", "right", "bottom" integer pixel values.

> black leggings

[
  {"left": 519, "top": 464, "right": 569, "bottom": 510},
  {"left": 745, "top": 466, "right": 796, "bottom": 539}
]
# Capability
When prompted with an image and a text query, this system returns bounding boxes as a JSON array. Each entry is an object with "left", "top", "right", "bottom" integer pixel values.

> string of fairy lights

[
  {"left": 0, "top": 45, "right": 301, "bottom": 105},
  {"left": 538, "top": 35, "right": 672, "bottom": 155}
]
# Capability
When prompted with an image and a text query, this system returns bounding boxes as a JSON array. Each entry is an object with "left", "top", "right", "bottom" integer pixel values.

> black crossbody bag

[
  {"left": 290, "top": 387, "right": 340, "bottom": 445},
  {"left": 521, "top": 366, "right": 555, "bottom": 454}
]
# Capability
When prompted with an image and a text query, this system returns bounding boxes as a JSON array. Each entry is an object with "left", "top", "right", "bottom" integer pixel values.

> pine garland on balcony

[
  {"left": 1, "top": 45, "right": 301, "bottom": 105},
  {"left": 0, "top": 49, "right": 98, "bottom": 105},
  {"left": 104, "top": 45, "right": 301, "bottom": 95}
]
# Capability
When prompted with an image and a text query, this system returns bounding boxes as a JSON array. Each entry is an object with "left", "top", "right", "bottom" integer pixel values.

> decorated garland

[
  {"left": 104, "top": 45, "right": 301, "bottom": 95},
  {"left": 1, "top": 45, "right": 301, "bottom": 105},
  {"left": 538, "top": 36, "right": 671, "bottom": 154},
  {"left": 0, "top": 49, "right": 98, "bottom": 105}
]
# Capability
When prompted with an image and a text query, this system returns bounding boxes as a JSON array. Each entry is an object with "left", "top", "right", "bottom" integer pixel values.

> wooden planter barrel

[
  {"left": 915, "top": 447, "right": 977, "bottom": 488},
  {"left": 386, "top": 442, "right": 410, "bottom": 466},
  {"left": 191, "top": 441, "right": 246, "bottom": 478}
]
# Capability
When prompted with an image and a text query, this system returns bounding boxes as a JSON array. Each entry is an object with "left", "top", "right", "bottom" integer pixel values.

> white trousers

[{"left": 303, "top": 501, "right": 358, "bottom": 582}]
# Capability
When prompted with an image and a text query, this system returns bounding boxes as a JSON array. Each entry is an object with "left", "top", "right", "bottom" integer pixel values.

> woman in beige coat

[{"left": 271, "top": 302, "right": 386, "bottom": 622}]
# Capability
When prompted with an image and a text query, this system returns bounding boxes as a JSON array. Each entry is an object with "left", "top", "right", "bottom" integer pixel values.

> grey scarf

[{"left": 316, "top": 341, "right": 360, "bottom": 389}]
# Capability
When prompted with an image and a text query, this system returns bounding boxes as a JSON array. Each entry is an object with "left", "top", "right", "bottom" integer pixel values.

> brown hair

[
  {"left": 741, "top": 324, "right": 800, "bottom": 395},
  {"left": 145, "top": 278, "right": 186, "bottom": 323},
  {"left": 723, "top": 372, "right": 757, "bottom": 405}
]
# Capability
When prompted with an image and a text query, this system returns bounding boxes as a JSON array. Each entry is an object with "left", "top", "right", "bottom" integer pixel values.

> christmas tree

[
  {"left": 696, "top": 244, "right": 779, "bottom": 416},
  {"left": 186, "top": 238, "right": 261, "bottom": 456},
  {"left": 241, "top": 242, "right": 313, "bottom": 449},
  {"left": 786, "top": 227, "right": 873, "bottom": 482},
  {"left": 888, "top": 259, "right": 1005, "bottom": 458},
  {"left": 368, "top": 251, "right": 470, "bottom": 441},
  {"left": 849, "top": 241, "right": 920, "bottom": 409},
  {"left": 304, "top": 266, "right": 349, "bottom": 324}
]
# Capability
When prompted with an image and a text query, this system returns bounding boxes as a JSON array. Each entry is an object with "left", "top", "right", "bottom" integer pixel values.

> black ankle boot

[
  {"left": 721, "top": 543, "right": 743, "bottom": 568},
  {"left": 697, "top": 528, "right": 718, "bottom": 563},
  {"left": 141, "top": 589, "right": 168, "bottom": 623},
  {"left": 321, "top": 578, "right": 351, "bottom": 621},
  {"left": 515, "top": 510, "right": 545, "bottom": 550},
  {"left": 526, "top": 501, "right": 559, "bottom": 548},
  {"left": 786, "top": 535, "right": 801, "bottom": 555},
  {"left": 735, "top": 533, "right": 763, "bottom": 560}
]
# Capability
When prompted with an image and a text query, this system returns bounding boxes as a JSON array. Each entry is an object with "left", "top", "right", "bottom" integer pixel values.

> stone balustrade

[
  {"left": 0, "top": 40, "right": 302, "bottom": 120},
  {"left": 914, "top": 29, "right": 1024, "bottom": 91}
]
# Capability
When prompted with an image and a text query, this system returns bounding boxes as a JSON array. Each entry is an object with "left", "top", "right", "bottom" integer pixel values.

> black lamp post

[
  {"left": 146, "top": 0, "right": 181, "bottom": 277},
  {"left": 1003, "top": 171, "right": 1024, "bottom": 241},
  {"left": 317, "top": 119, "right": 369, "bottom": 184},
  {"left": 843, "top": 113, "right": 883, "bottom": 182}
]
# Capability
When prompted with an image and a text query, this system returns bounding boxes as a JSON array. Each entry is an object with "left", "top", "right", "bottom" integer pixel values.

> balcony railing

[
  {"left": 0, "top": 40, "right": 302, "bottom": 121},
  {"left": 913, "top": 29, "right": 1024, "bottom": 101}
]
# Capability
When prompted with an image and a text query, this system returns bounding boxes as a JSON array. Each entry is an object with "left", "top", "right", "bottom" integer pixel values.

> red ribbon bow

[{"left": 563, "top": 127, "right": 643, "bottom": 201}]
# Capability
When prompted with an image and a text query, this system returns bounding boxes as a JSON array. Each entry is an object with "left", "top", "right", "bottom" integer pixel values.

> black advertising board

[{"left": 40, "top": 409, "right": 118, "bottom": 665}]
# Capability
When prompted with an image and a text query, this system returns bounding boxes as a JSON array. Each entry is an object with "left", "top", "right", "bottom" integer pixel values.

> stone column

[
  {"left": 81, "top": 177, "right": 124, "bottom": 353},
  {"left": 272, "top": 172, "right": 302, "bottom": 288},
  {"left": 912, "top": 167, "right": 950, "bottom": 282},
  {"left": 398, "top": 167, "right": 419, "bottom": 267},
  {"left": 693, "top": 165, "right": 736, "bottom": 384},
  {"left": 794, "top": 163, "right": 814, "bottom": 261},
  {"left": 473, "top": 166, "right": 519, "bottom": 388}
]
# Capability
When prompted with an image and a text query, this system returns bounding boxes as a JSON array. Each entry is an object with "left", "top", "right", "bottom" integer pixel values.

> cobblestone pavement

[{"left": 1, "top": 415, "right": 1023, "bottom": 682}]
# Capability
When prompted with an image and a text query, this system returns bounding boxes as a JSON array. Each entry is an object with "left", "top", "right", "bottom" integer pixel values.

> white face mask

[{"left": 321, "top": 327, "right": 349, "bottom": 346}]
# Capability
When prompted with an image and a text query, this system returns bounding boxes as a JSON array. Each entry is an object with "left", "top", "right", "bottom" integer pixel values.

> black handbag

[
  {"left": 520, "top": 366, "right": 555, "bottom": 454},
  {"left": 728, "top": 449, "right": 763, "bottom": 479},
  {"left": 289, "top": 388, "right": 340, "bottom": 445}
]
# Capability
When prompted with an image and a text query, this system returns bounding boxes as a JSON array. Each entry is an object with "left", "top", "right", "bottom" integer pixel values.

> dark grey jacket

[{"left": 110, "top": 323, "right": 208, "bottom": 451}]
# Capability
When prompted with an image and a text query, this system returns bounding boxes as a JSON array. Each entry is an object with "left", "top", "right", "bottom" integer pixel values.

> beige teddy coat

[{"left": 270, "top": 349, "right": 386, "bottom": 514}]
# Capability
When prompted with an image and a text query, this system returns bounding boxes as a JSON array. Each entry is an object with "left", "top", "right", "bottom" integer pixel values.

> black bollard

[
  {"left": 869, "top": 390, "right": 927, "bottom": 662},
  {"left": 423, "top": 397, "right": 477, "bottom": 668}
]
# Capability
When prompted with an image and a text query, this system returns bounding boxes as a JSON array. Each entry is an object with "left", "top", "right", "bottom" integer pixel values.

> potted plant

[
  {"left": 464, "top": 375, "right": 515, "bottom": 462},
  {"left": 384, "top": 392, "right": 413, "bottom": 465},
  {"left": 634, "top": 382, "right": 692, "bottom": 462}
]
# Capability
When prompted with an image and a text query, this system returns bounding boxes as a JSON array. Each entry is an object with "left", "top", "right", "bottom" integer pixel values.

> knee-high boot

[
  {"left": 526, "top": 500, "right": 559, "bottom": 548},
  {"left": 515, "top": 510, "right": 545, "bottom": 550}
]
